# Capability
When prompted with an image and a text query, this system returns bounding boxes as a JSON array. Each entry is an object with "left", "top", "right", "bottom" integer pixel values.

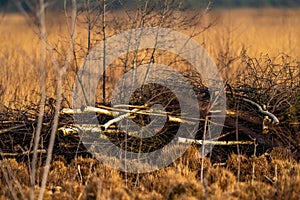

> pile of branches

[
  {"left": 0, "top": 100, "right": 86, "bottom": 161},
  {"left": 0, "top": 54, "right": 299, "bottom": 162}
]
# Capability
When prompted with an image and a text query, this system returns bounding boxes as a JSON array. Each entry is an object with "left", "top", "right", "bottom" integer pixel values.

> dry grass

[
  {"left": 195, "top": 8, "right": 300, "bottom": 81},
  {"left": 0, "top": 8, "right": 300, "bottom": 106},
  {"left": 198, "top": 8, "right": 300, "bottom": 58},
  {"left": 1, "top": 147, "right": 300, "bottom": 199}
]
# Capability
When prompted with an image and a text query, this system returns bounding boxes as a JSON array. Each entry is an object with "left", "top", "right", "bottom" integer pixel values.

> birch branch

[
  {"left": 58, "top": 125, "right": 254, "bottom": 146},
  {"left": 102, "top": 108, "right": 139, "bottom": 130},
  {"left": 227, "top": 91, "right": 280, "bottom": 124},
  {"left": 241, "top": 97, "right": 279, "bottom": 124},
  {"left": 61, "top": 106, "right": 117, "bottom": 116},
  {"left": 177, "top": 137, "right": 254, "bottom": 145},
  {"left": 60, "top": 106, "right": 197, "bottom": 126}
]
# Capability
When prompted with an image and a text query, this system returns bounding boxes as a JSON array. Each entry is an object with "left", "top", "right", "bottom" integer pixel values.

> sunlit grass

[{"left": 1, "top": 8, "right": 299, "bottom": 107}]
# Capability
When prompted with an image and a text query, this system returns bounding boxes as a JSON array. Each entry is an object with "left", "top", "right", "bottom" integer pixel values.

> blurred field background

[{"left": 0, "top": 8, "right": 299, "bottom": 106}]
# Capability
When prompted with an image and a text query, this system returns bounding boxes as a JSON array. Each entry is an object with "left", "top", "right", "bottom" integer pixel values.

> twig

[{"left": 0, "top": 124, "right": 27, "bottom": 135}]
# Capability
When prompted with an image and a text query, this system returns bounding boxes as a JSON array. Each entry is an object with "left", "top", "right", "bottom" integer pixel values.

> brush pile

[{"left": 0, "top": 54, "right": 299, "bottom": 163}]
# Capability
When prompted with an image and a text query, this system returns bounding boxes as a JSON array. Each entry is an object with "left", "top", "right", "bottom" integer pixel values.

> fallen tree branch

[
  {"left": 60, "top": 106, "right": 199, "bottom": 126},
  {"left": 58, "top": 125, "right": 254, "bottom": 146},
  {"left": 177, "top": 137, "right": 254, "bottom": 145},
  {"left": 61, "top": 106, "right": 116, "bottom": 116}
]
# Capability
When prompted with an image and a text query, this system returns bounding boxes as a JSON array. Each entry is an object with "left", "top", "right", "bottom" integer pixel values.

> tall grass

[{"left": 0, "top": 8, "right": 299, "bottom": 106}]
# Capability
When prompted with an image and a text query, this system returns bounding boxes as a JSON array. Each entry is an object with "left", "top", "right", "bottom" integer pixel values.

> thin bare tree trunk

[
  {"left": 30, "top": 0, "right": 47, "bottom": 199},
  {"left": 37, "top": 1, "right": 77, "bottom": 199},
  {"left": 102, "top": 0, "right": 107, "bottom": 104}
]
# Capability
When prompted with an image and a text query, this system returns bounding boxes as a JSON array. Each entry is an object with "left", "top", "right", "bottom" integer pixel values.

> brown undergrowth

[{"left": 0, "top": 146, "right": 300, "bottom": 199}]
